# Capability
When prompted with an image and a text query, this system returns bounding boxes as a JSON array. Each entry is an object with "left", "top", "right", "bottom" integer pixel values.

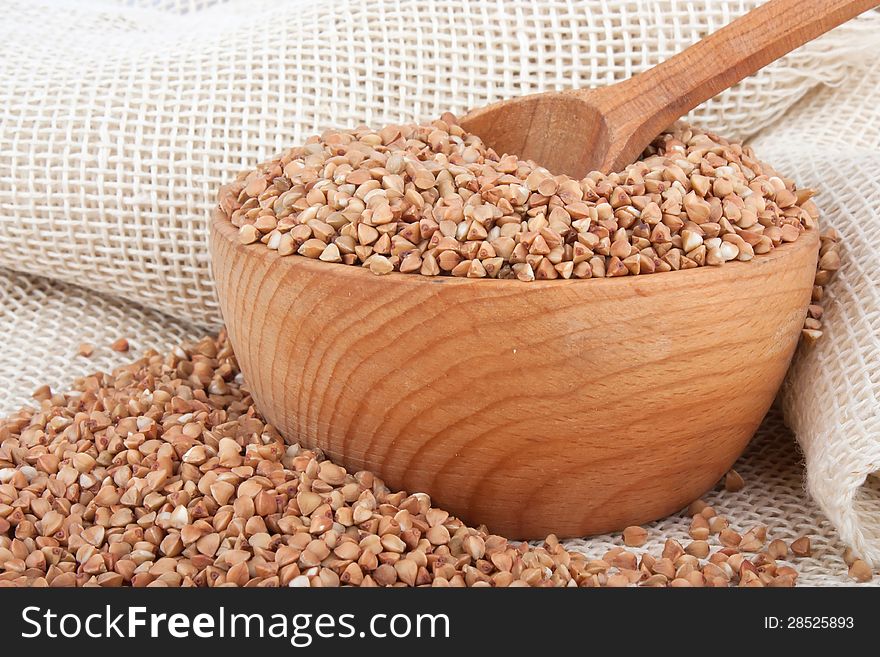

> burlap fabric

[{"left": 1, "top": 0, "right": 879, "bottom": 584}]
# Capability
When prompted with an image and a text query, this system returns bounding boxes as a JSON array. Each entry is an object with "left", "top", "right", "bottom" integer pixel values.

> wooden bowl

[{"left": 210, "top": 212, "right": 819, "bottom": 539}]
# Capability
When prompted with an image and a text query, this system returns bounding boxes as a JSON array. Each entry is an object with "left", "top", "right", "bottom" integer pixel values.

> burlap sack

[
  {"left": 752, "top": 59, "right": 880, "bottom": 566},
  {"left": 1, "top": 0, "right": 879, "bottom": 581}
]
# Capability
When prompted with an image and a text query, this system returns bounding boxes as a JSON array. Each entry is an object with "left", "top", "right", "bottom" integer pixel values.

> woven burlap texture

[
  {"left": 752, "top": 58, "right": 880, "bottom": 568},
  {"left": 1, "top": 0, "right": 879, "bottom": 583}
]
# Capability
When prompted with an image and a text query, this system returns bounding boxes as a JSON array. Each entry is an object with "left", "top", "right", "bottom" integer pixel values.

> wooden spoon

[{"left": 460, "top": 0, "right": 878, "bottom": 178}]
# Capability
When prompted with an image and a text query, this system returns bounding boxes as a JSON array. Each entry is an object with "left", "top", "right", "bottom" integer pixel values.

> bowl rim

[{"left": 210, "top": 208, "right": 820, "bottom": 291}]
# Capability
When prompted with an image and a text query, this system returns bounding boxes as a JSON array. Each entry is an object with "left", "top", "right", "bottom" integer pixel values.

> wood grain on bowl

[{"left": 210, "top": 210, "right": 818, "bottom": 538}]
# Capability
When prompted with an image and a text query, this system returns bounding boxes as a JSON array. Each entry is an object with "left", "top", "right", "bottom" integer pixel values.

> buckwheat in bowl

[{"left": 210, "top": 115, "right": 826, "bottom": 538}]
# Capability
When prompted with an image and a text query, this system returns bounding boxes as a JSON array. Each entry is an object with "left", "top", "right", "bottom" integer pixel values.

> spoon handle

[{"left": 601, "top": 0, "right": 878, "bottom": 166}]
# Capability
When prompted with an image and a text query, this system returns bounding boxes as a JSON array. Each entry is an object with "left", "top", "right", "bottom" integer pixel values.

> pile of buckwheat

[
  {"left": 219, "top": 114, "right": 841, "bottom": 340},
  {"left": 3, "top": 331, "right": 866, "bottom": 588}
]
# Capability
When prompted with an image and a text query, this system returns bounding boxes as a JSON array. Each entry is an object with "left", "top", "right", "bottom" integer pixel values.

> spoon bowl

[{"left": 461, "top": 92, "right": 610, "bottom": 178}]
